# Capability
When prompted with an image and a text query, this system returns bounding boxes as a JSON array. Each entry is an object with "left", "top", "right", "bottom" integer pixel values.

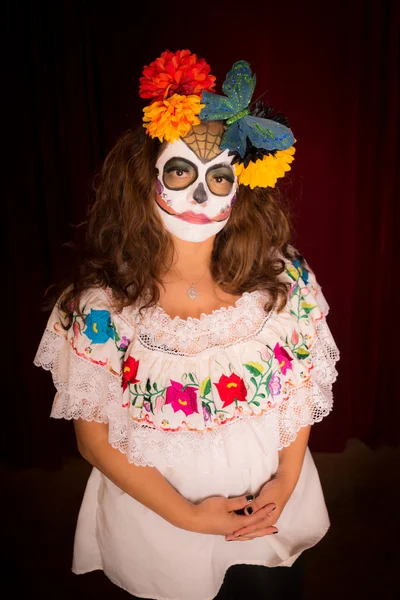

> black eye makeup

[
  {"left": 206, "top": 164, "right": 235, "bottom": 196},
  {"left": 163, "top": 158, "right": 198, "bottom": 190}
]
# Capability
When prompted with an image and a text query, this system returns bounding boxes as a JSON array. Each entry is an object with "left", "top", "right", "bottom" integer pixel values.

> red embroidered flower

[
  {"left": 139, "top": 49, "right": 216, "bottom": 102},
  {"left": 122, "top": 356, "right": 140, "bottom": 391},
  {"left": 165, "top": 380, "right": 198, "bottom": 417},
  {"left": 273, "top": 343, "right": 293, "bottom": 375},
  {"left": 214, "top": 373, "right": 247, "bottom": 408}
]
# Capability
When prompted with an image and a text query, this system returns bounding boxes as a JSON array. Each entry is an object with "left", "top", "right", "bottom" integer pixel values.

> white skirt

[{"left": 71, "top": 446, "right": 329, "bottom": 600}]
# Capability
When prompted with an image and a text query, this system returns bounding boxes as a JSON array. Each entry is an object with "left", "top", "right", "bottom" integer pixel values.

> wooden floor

[{"left": 3, "top": 438, "right": 399, "bottom": 599}]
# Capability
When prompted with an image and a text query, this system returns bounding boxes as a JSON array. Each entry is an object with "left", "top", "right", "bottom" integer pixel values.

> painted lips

[{"left": 156, "top": 194, "right": 231, "bottom": 224}]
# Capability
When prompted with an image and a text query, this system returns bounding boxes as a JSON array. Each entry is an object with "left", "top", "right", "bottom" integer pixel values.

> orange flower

[
  {"left": 139, "top": 49, "right": 216, "bottom": 101},
  {"left": 143, "top": 93, "right": 204, "bottom": 143}
]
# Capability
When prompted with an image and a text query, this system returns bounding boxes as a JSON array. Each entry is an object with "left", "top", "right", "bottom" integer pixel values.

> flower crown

[{"left": 139, "top": 49, "right": 295, "bottom": 189}]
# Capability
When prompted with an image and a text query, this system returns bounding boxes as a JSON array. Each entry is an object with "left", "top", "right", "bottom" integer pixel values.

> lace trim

[
  {"left": 34, "top": 329, "right": 122, "bottom": 423},
  {"left": 135, "top": 291, "right": 272, "bottom": 356},
  {"left": 35, "top": 317, "right": 339, "bottom": 472},
  {"left": 153, "top": 290, "right": 264, "bottom": 326}
]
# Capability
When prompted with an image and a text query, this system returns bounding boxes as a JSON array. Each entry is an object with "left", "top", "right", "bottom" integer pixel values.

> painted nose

[{"left": 193, "top": 182, "right": 208, "bottom": 204}]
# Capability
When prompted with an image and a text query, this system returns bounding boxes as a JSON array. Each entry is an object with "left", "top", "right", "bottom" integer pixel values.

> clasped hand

[{"left": 192, "top": 477, "right": 291, "bottom": 542}]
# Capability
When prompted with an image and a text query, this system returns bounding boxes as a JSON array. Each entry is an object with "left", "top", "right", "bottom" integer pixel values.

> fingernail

[
  {"left": 246, "top": 494, "right": 254, "bottom": 503},
  {"left": 245, "top": 506, "right": 253, "bottom": 515}
]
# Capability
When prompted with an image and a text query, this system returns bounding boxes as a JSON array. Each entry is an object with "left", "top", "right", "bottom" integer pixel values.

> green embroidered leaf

[
  {"left": 188, "top": 372, "right": 196, "bottom": 384},
  {"left": 252, "top": 400, "right": 260, "bottom": 407},
  {"left": 246, "top": 361, "right": 264, "bottom": 375},
  {"left": 202, "top": 401, "right": 212, "bottom": 414},
  {"left": 301, "top": 302, "right": 316, "bottom": 314},
  {"left": 286, "top": 265, "right": 299, "bottom": 281},
  {"left": 265, "top": 371, "right": 273, "bottom": 397},
  {"left": 257, "top": 393, "right": 266, "bottom": 399},
  {"left": 295, "top": 348, "right": 310, "bottom": 359},
  {"left": 146, "top": 378, "right": 151, "bottom": 393},
  {"left": 153, "top": 382, "right": 158, "bottom": 391},
  {"left": 244, "top": 363, "right": 262, "bottom": 377},
  {"left": 200, "top": 377, "right": 211, "bottom": 397}
]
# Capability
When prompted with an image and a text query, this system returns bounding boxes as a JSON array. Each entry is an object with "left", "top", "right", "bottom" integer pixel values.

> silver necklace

[{"left": 185, "top": 269, "right": 209, "bottom": 299}]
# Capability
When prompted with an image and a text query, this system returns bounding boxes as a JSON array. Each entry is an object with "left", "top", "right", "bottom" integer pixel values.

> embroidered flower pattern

[
  {"left": 273, "top": 343, "right": 293, "bottom": 375},
  {"left": 84, "top": 309, "right": 115, "bottom": 344},
  {"left": 122, "top": 356, "right": 140, "bottom": 392},
  {"left": 66, "top": 257, "right": 323, "bottom": 431},
  {"left": 214, "top": 373, "right": 247, "bottom": 408},
  {"left": 165, "top": 380, "right": 198, "bottom": 416}
]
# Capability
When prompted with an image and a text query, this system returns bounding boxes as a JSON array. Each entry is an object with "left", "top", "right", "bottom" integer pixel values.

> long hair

[{"left": 58, "top": 126, "right": 300, "bottom": 324}]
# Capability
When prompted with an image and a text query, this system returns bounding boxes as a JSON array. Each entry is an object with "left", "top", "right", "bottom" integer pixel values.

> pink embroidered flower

[
  {"left": 268, "top": 374, "right": 282, "bottom": 397},
  {"left": 143, "top": 400, "right": 151, "bottom": 412},
  {"left": 261, "top": 346, "right": 271, "bottom": 362},
  {"left": 273, "top": 343, "right": 293, "bottom": 375},
  {"left": 165, "top": 380, "right": 199, "bottom": 416},
  {"left": 73, "top": 321, "right": 81, "bottom": 338},
  {"left": 291, "top": 330, "right": 299, "bottom": 345},
  {"left": 155, "top": 396, "right": 164, "bottom": 414},
  {"left": 215, "top": 373, "right": 247, "bottom": 408}
]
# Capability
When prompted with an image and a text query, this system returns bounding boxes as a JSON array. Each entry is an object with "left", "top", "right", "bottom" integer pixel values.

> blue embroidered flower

[
  {"left": 84, "top": 309, "right": 115, "bottom": 344},
  {"left": 292, "top": 259, "right": 309, "bottom": 284}
]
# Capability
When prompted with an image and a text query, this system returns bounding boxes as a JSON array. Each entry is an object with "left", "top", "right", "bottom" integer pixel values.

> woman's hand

[
  {"left": 225, "top": 477, "right": 293, "bottom": 541},
  {"left": 187, "top": 494, "right": 278, "bottom": 536}
]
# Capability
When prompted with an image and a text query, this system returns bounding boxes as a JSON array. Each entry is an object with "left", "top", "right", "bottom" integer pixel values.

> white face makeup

[{"left": 155, "top": 123, "right": 237, "bottom": 242}]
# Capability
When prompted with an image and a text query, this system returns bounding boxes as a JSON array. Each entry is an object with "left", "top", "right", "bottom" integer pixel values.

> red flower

[
  {"left": 122, "top": 356, "right": 140, "bottom": 391},
  {"left": 273, "top": 343, "right": 293, "bottom": 375},
  {"left": 139, "top": 49, "right": 216, "bottom": 102},
  {"left": 214, "top": 373, "right": 247, "bottom": 408}
]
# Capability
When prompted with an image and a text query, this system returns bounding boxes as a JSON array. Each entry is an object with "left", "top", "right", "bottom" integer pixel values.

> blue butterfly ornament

[{"left": 199, "top": 61, "right": 294, "bottom": 159}]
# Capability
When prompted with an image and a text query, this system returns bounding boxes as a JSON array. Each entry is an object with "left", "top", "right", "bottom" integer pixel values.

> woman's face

[{"left": 154, "top": 122, "right": 237, "bottom": 242}]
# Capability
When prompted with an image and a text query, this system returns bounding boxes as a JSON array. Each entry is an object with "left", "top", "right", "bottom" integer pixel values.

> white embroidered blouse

[{"left": 35, "top": 255, "right": 339, "bottom": 600}]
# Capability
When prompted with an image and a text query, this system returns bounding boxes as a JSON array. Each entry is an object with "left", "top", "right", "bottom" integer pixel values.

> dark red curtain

[{"left": 4, "top": 0, "right": 399, "bottom": 467}]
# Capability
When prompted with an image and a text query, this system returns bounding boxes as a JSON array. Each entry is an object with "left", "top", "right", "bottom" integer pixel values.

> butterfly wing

[
  {"left": 243, "top": 116, "right": 295, "bottom": 152},
  {"left": 221, "top": 61, "right": 256, "bottom": 111},
  {"left": 219, "top": 121, "right": 247, "bottom": 157},
  {"left": 199, "top": 91, "right": 237, "bottom": 121},
  {"left": 200, "top": 61, "right": 256, "bottom": 121}
]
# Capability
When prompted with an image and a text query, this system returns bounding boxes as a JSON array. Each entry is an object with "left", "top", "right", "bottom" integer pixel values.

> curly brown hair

[{"left": 58, "top": 125, "right": 301, "bottom": 325}]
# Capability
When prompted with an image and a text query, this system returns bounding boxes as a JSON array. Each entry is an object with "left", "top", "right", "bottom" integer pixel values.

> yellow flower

[
  {"left": 235, "top": 146, "right": 296, "bottom": 189},
  {"left": 143, "top": 93, "right": 204, "bottom": 143}
]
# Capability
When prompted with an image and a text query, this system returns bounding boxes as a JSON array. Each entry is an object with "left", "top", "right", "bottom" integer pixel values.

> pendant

[{"left": 187, "top": 284, "right": 197, "bottom": 299}]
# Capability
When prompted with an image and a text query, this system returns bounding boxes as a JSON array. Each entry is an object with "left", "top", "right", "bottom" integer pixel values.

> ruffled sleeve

[
  {"left": 263, "top": 254, "right": 339, "bottom": 448},
  {"left": 34, "top": 287, "right": 135, "bottom": 428}
]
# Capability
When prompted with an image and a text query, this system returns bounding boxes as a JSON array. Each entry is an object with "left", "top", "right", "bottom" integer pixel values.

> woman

[{"left": 35, "top": 50, "right": 339, "bottom": 599}]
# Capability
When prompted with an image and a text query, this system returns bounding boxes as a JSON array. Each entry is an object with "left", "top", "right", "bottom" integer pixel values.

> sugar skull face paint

[{"left": 155, "top": 122, "right": 237, "bottom": 242}]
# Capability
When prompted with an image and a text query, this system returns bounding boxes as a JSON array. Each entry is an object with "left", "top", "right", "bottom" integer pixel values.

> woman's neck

[{"left": 163, "top": 234, "right": 215, "bottom": 284}]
